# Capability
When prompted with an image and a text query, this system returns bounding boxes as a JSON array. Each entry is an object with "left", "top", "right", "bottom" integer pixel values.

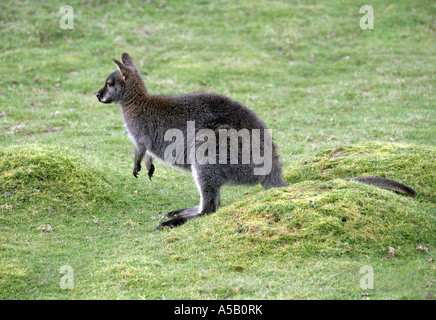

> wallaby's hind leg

[
  {"left": 216, "top": 189, "right": 221, "bottom": 207},
  {"left": 164, "top": 189, "right": 219, "bottom": 218},
  {"left": 153, "top": 167, "right": 221, "bottom": 230},
  {"left": 260, "top": 153, "right": 288, "bottom": 190}
]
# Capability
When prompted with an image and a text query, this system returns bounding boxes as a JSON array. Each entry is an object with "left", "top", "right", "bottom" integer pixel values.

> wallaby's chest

[
  {"left": 124, "top": 122, "right": 137, "bottom": 146},
  {"left": 121, "top": 107, "right": 157, "bottom": 152},
  {"left": 120, "top": 109, "right": 140, "bottom": 147}
]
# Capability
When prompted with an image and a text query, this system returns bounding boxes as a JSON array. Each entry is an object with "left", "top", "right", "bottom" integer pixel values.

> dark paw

[
  {"left": 133, "top": 164, "right": 141, "bottom": 178},
  {"left": 148, "top": 163, "right": 155, "bottom": 181},
  {"left": 153, "top": 217, "right": 187, "bottom": 231},
  {"left": 164, "top": 208, "right": 184, "bottom": 218}
]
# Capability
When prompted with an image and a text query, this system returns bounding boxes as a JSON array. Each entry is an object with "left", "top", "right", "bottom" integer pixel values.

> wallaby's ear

[
  {"left": 121, "top": 53, "right": 135, "bottom": 67},
  {"left": 113, "top": 58, "right": 130, "bottom": 80}
]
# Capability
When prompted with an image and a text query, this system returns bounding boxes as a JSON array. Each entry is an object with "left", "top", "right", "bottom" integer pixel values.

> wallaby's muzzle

[{"left": 96, "top": 88, "right": 111, "bottom": 103}]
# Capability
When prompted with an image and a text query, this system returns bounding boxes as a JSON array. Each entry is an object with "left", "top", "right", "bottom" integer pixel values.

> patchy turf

[
  {"left": 0, "top": 0, "right": 434, "bottom": 300},
  {"left": 0, "top": 141, "right": 434, "bottom": 299}
]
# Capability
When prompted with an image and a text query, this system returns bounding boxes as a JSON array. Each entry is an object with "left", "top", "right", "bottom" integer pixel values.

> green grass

[{"left": 0, "top": 0, "right": 435, "bottom": 299}]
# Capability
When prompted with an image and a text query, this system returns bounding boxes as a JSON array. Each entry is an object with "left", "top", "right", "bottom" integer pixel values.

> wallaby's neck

[{"left": 121, "top": 78, "right": 150, "bottom": 108}]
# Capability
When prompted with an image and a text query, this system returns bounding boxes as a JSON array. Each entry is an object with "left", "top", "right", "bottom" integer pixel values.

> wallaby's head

[{"left": 96, "top": 53, "right": 147, "bottom": 104}]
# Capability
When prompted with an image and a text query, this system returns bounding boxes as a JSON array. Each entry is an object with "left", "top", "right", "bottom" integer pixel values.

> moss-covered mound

[
  {"left": 284, "top": 141, "right": 435, "bottom": 202},
  {"left": 215, "top": 142, "right": 435, "bottom": 256},
  {"left": 0, "top": 144, "right": 113, "bottom": 213}
]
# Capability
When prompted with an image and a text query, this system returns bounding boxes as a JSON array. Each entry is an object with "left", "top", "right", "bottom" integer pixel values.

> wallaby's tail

[{"left": 343, "top": 177, "right": 417, "bottom": 197}]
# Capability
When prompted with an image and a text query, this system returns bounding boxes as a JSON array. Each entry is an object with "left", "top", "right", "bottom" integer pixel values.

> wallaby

[{"left": 97, "top": 53, "right": 417, "bottom": 230}]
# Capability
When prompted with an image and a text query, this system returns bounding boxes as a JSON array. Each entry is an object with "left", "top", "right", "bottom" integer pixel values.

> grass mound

[
  {"left": 284, "top": 141, "right": 435, "bottom": 202},
  {"left": 0, "top": 144, "right": 113, "bottom": 213},
  {"left": 0, "top": 144, "right": 116, "bottom": 297},
  {"left": 212, "top": 142, "right": 435, "bottom": 257}
]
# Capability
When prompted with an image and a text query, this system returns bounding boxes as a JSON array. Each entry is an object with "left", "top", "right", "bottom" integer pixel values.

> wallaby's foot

[
  {"left": 133, "top": 164, "right": 141, "bottom": 178},
  {"left": 164, "top": 209, "right": 183, "bottom": 218},
  {"left": 153, "top": 213, "right": 202, "bottom": 230},
  {"left": 147, "top": 163, "right": 155, "bottom": 180},
  {"left": 164, "top": 206, "right": 199, "bottom": 218},
  {"left": 154, "top": 201, "right": 217, "bottom": 230},
  {"left": 153, "top": 217, "right": 187, "bottom": 230}
]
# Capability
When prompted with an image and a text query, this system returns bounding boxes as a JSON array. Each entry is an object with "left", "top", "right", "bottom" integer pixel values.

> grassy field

[{"left": 0, "top": 0, "right": 435, "bottom": 300}]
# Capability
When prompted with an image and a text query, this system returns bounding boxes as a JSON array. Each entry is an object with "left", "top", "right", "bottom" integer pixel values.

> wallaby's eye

[{"left": 107, "top": 82, "right": 113, "bottom": 87}]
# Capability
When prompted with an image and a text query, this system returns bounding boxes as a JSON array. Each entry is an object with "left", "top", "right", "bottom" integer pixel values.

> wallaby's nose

[{"left": 96, "top": 92, "right": 100, "bottom": 99}]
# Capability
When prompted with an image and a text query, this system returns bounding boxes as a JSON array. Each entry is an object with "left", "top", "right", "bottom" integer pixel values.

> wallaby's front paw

[
  {"left": 148, "top": 163, "right": 155, "bottom": 181},
  {"left": 133, "top": 164, "right": 141, "bottom": 178}
]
